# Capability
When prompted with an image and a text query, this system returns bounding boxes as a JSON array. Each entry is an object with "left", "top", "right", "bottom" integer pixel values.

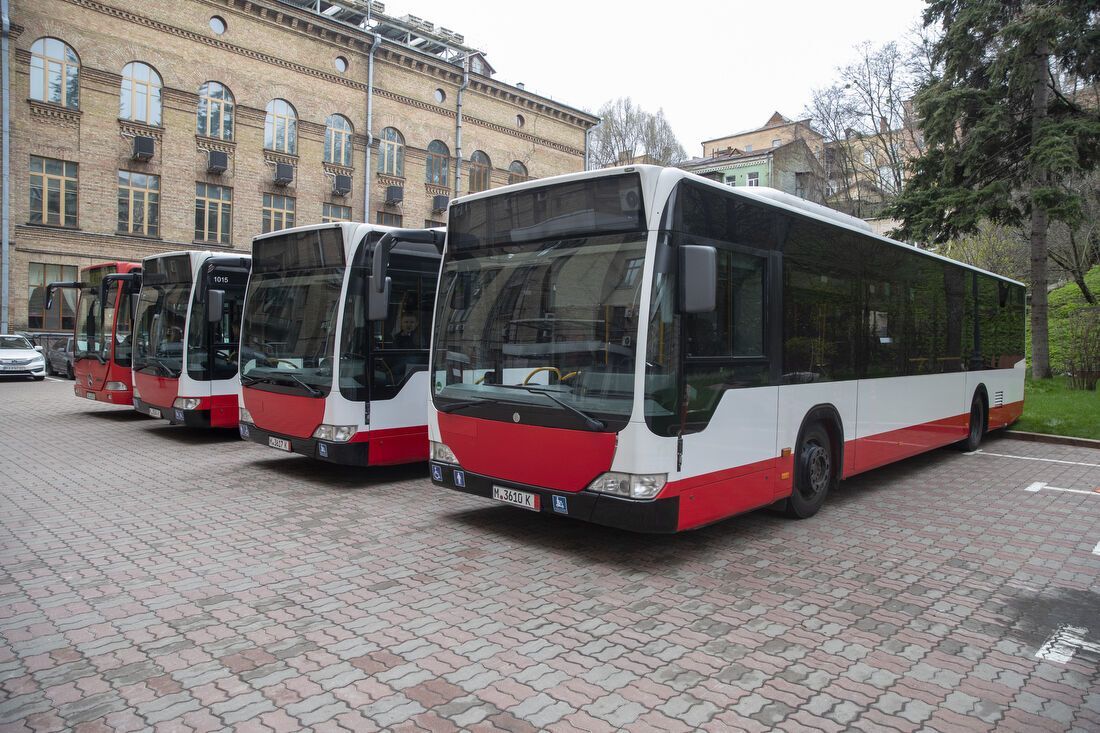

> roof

[
  {"left": 701, "top": 112, "right": 817, "bottom": 145},
  {"left": 678, "top": 139, "right": 803, "bottom": 172}
]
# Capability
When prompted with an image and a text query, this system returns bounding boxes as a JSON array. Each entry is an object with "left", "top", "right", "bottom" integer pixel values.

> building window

[
  {"left": 377, "top": 127, "right": 405, "bottom": 177},
  {"left": 744, "top": 144, "right": 753, "bottom": 152},
  {"left": 197, "top": 81, "right": 234, "bottom": 140},
  {"left": 262, "top": 193, "right": 295, "bottom": 233},
  {"left": 209, "top": 16, "right": 226, "bottom": 34},
  {"left": 425, "top": 140, "right": 450, "bottom": 186},
  {"left": 120, "top": 62, "right": 162, "bottom": 126},
  {"left": 376, "top": 212, "right": 402, "bottom": 227},
  {"left": 30, "top": 38, "right": 79, "bottom": 109},
  {"left": 264, "top": 99, "right": 297, "bottom": 154},
  {"left": 516, "top": 114, "right": 525, "bottom": 128},
  {"left": 325, "top": 114, "right": 353, "bottom": 167},
  {"left": 424, "top": 219, "right": 445, "bottom": 228},
  {"left": 434, "top": 88, "right": 446, "bottom": 104},
  {"left": 508, "top": 161, "right": 529, "bottom": 185},
  {"left": 29, "top": 156, "right": 78, "bottom": 228},
  {"left": 747, "top": 172, "right": 759, "bottom": 186},
  {"left": 725, "top": 175, "right": 736, "bottom": 186},
  {"left": 117, "top": 171, "right": 160, "bottom": 236},
  {"left": 334, "top": 56, "right": 348, "bottom": 73},
  {"left": 195, "top": 183, "right": 231, "bottom": 244},
  {"left": 322, "top": 203, "right": 352, "bottom": 223},
  {"left": 469, "top": 150, "right": 491, "bottom": 193},
  {"left": 28, "top": 263, "right": 78, "bottom": 330}
]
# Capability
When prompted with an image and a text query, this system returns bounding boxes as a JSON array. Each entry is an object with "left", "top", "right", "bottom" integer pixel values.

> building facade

[
  {"left": 679, "top": 139, "right": 825, "bottom": 204},
  {"left": 700, "top": 112, "right": 824, "bottom": 161},
  {"left": 2, "top": 0, "right": 597, "bottom": 333}
]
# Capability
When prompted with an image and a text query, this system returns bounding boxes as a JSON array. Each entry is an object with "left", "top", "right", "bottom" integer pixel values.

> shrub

[{"left": 1063, "top": 307, "right": 1100, "bottom": 390}]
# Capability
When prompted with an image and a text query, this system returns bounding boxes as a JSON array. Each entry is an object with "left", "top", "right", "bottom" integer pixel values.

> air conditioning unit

[
  {"left": 207, "top": 150, "right": 228, "bottom": 174},
  {"left": 432, "top": 194, "right": 449, "bottom": 212},
  {"left": 131, "top": 136, "right": 155, "bottom": 161},
  {"left": 332, "top": 174, "right": 352, "bottom": 197},
  {"left": 385, "top": 185, "right": 403, "bottom": 205},
  {"left": 274, "top": 162, "right": 294, "bottom": 186}
]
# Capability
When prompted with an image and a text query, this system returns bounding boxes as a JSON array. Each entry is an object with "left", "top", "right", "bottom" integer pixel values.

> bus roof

[
  {"left": 452, "top": 165, "right": 1025, "bottom": 288},
  {"left": 81, "top": 261, "right": 140, "bottom": 274}
]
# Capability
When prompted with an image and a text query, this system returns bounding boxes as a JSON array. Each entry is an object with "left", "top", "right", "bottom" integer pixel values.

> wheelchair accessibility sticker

[{"left": 552, "top": 495, "right": 568, "bottom": 514}]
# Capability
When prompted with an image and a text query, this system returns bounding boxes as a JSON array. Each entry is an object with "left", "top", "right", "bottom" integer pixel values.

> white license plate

[
  {"left": 1, "top": 365, "right": 22, "bottom": 371},
  {"left": 269, "top": 436, "right": 291, "bottom": 452},
  {"left": 85, "top": 392, "right": 96, "bottom": 400},
  {"left": 148, "top": 407, "right": 161, "bottom": 419},
  {"left": 492, "top": 486, "right": 540, "bottom": 512}
]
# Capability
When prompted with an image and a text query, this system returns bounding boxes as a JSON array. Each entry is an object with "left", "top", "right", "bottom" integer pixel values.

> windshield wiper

[
  {"left": 242, "top": 372, "right": 322, "bottom": 397},
  {"left": 141, "top": 356, "right": 175, "bottom": 376},
  {"left": 437, "top": 399, "right": 483, "bottom": 414},
  {"left": 492, "top": 384, "right": 606, "bottom": 431}
]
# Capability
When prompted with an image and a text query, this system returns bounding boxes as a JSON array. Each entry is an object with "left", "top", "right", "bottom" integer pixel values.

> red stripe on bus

[
  {"left": 438, "top": 413, "right": 616, "bottom": 492},
  {"left": 243, "top": 387, "right": 325, "bottom": 438},
  {"left": 366, "top": 425, "right": 429, "bottom": 465}
]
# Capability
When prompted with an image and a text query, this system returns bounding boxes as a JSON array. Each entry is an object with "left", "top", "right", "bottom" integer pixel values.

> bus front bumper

[
  {"left": 74, "top": 384, "right": 132, "bottom": 405},
  {"left": 133, "top": 397, "right": 211, "bottom": 427},
  {"left": 239, "top": 422, "right": 370, "bottom": 466},
  {"left": 430, "top": 463, "right": 680, "bottom": 534}
]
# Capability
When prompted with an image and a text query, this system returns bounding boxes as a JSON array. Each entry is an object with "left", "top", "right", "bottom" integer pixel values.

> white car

[{"left": 0, "top": 334, "right": 47, "bottom": 381}]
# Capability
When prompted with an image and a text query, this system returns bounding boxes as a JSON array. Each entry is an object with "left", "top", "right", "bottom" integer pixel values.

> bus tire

[
  {"left": 958, "top": 393, "right": 986, "bottom": 452},
  {"left": 786, "top": 423, "right": 834, "bottom": 519}
]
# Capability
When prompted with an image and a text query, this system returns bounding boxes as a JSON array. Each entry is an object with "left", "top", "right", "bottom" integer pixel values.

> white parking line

[
  {"left": 44, "top": 376, "right": 67, "bottom": 383},
  {"left": 1035, "top": 624, "right": 1100, "bottom": 664},
  {"left": 968, "top": 449, "right": 1100, "bottom": 469},
  {"left": 1093, "top": 540, "right": 1100, "bottom": 557},
  {"left": 1024, "top": 481, "right": 1100, "bottom": 497}
]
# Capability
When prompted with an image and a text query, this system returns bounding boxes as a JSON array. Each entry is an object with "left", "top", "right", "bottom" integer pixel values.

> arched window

[
  {"left": 508, "top": 161, "right": 529, "bottom": 185},
  {"left": 425, "top": 140, "right": 450, "bottom": 186},
  {"left": 265, "top": 99, "right": 298, "bottom": 154},
  {"left": 30, "top": 38, "right": 79, "bottom": 109},
  {"left": 325, "top": 114, "right": 353, "bottom": 166},
  {"left": 120, "top": 62, "right": 162, "bottom": 125},
  {"left": 197, "top": 82, "right": 234, "bottom": 140},
  {"left": 377, "top": 127, "right": 404, "bottom": 177},
  {"left": 469, "top": 150, "right": 491, "bottom": 193}
]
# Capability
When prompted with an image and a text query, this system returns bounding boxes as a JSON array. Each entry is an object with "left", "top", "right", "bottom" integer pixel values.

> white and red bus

[
  {"left": 237, "top": 222, "right": 442, "bottom": 465},
  {"left": 46, "top": 261, "right": 141, "bottom": 405},
  {"left": 131, "top": 250, "right": 251, "bottom": 428},
  {"left": 428, "top": 166, "right": 1025, "bottom": 532}
]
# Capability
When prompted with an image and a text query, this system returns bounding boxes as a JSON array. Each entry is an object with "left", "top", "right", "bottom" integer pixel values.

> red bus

[
  {"left": 238, "top": 223, "right": 442, "bottom": 465},
  {"left": 427, "top": 166, "right": 1025, "bottom": 532},
  {"left": 45, "top": 261, "right": 141, "bottom": 405},
  {"left": 131, "top": 250, "right": 251, "bottom": 428}
]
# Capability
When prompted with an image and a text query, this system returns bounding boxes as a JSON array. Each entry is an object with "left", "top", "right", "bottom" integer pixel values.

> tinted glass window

[{"left": 685, "top": 250, "right": 765, "bottom": 358}]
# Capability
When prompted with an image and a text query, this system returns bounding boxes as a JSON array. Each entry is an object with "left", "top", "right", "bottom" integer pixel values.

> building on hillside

[
  {"left": 1, "top": 0, "right": 598, "bottom": 333},
  {"left": 678, "top": 138, "right": 825, "bottom": 204},
  {"left": 700, "top": 112, "right": 824, "bottom": 161},
  {"left": 823, "top": 114, "right": 923, "bottom": 221}
]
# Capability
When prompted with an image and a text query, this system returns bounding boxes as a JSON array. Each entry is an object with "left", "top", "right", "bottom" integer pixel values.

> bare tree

[
  {"left": 1048, "top": 171, "right": 1100, "bottom": 304},
  {"left": 590, "top": 97, "right": 686, "bottom": 168},
  {"left": 937, "top": 222, "right": 1030, "bottom": 284},
  {"left": 804, "top": 84, "right": 860, "bottom": 214}
]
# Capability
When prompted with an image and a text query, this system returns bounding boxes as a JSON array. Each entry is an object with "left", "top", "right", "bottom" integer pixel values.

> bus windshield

[
  {"left": 74, "top": 287, "right": 106, "bottom": 360},
  {"left": 431, "top": 233, "right": 645, "bottom": 432},
  {"left": 241, "top": 227, "right": 346, "bottom": 397},
  {"left": 133, "top": 282, "right": 190, "bottom": 378}
]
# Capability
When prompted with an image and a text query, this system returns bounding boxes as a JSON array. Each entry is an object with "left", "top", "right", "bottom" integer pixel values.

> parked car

[
  {"left": 0, "top": 334, "right": 47, "bottom": 381},
  {"left": 46, "top": 336, "right": 75, "bottom": 379}
]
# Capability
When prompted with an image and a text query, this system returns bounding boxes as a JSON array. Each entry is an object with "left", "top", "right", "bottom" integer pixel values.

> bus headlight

[
  {"left": 587, "top": 472, "right": 667, "bottom": 500},
  {"left": 312, "top": 424, "right": 356, "bottom": 443},
  {"left": 105, "top": 381, "right": 127, "bottom": 391},
  {"left": 239, "top": 406, "right": 253, "bottom": 424},
  {"left": 173, "top": 397, "right": 201, "bottom": 410},
  {"left": 430, "top": 441, "right": 458, "bottom": 465}
]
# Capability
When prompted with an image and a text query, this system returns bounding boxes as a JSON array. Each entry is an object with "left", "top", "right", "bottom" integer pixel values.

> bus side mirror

[
  {"left": 679, "top": 244, "right": 717, "bottom": 313},
  {"left": 207, "top": 289, "right": 225, "bottom": 323},
  {"left": 368, "top": 276, "right": 391, "bottom": 321}
]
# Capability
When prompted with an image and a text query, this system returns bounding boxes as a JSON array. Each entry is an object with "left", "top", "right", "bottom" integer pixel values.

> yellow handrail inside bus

[
  {"left": 523, "top": 366, "right": 560, "bottom": 385},
  {"left": 561, "top": 371, "right": 580, "bottom": 382}
]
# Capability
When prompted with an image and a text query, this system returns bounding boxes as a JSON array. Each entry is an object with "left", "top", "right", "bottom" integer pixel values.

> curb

[{"left": 1002, "top": 430, "right": 1100, "bottom": 450}]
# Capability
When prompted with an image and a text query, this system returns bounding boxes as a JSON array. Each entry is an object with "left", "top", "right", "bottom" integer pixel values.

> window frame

[
  {"left": 117, "top": 170, "right": 160, "bottom": 237},
  {"left": 29, "top": 156, "right": 78, "bottom": 228},
  {"left": 322, "top": 202, "right": 352, "bottom": 223},
  {"left": 377, "top": 127, "right": 405, "bottom": 177},
  {"left": 324, "top": 114, "right": 354, "bottom": 167},
  {"left": 30, "top": 37, "right": 80, "bottom": 109},
  {"left": 197, "top": 81, "right": 235, "bottom": 140},
  {"left": 195, "top": 182, "right": 232, "bottom": 244},
  {"left": 28, "top": 262, "right": 78, "bottom": 331},
  {"left": 425, "top": 140, "right": 450, "bottom": 186},
  {"left": 375, "top": 211, "right": 402, "bottom": 227},
  {"left": 120, "top": 61, "right": 163, "bottom": 126},
  {"left": 468, "top": 150, "right": 491, "bottom": 193},
  {"left": 747, "top": 172, "right": 759, "bottom": 187},
  {"left": 262, "top": 193, "right": 296, "bottom": 233},
  {"left": 508, "top": 160, "right": 528, "bottom": 186},
  {"left": 264, "top": 99, "right": 298, "bottom": 154}
]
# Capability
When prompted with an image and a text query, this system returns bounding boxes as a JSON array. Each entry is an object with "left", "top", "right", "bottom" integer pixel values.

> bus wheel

[
  {"left": 786, "top": 423, "right": 835, "bottom": 519},
  {"left": 958, "top": 395, "right": 986, "bottom": 452}
]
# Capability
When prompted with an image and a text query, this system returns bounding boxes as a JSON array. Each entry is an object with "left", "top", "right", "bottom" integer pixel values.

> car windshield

[
  {"left": 133, "top": 282, "right": 190, "bottom": 378},
  {"left": 0, "top": 335, "right": 33, "bottom": 349},
  {"left": 431, "top": 233, "right": 646, "bottom": 431}
]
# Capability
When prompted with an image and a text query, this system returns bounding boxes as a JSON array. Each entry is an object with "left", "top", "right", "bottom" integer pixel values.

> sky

[{"left": 383, "top": 0, "right": 928, "bottom": 157}]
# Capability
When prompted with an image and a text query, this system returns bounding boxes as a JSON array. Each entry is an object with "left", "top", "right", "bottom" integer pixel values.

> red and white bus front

[
  {"left": 131, "top": 250, "right": 251, "bottom": 428},
  {"left": 237, "top": 223, "right": 441, "bottom": 466},
  {"left": 428, "top": 166, "right": 1025, "bottom": 533},
  {"left": 46, "top": 261, "right": 140, "bottom": 405}
]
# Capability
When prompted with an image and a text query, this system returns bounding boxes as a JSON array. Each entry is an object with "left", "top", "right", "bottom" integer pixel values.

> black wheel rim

[{"left": 801, "top": 440, "right": 831, "bottom": 500}]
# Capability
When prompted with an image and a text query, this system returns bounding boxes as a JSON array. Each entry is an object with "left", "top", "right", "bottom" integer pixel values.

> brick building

[{"left": 1, "top": 0, "right": 598, "bottom": 333}]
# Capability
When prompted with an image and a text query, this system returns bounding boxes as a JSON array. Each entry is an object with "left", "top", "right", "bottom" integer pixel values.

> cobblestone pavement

[{"left": 1, "top": 378, "right": 1099, "bottom": 732}]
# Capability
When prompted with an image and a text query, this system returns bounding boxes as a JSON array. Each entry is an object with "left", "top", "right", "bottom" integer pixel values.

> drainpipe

[
  {"left": 362, "top": 33, "right": 381, "bottom": 222},
  {"left": 1, "top": 0, "right": 12, "bottom": 333},
  {"left": 454, "top": 54, "right": 469, "bottom": 197}
]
